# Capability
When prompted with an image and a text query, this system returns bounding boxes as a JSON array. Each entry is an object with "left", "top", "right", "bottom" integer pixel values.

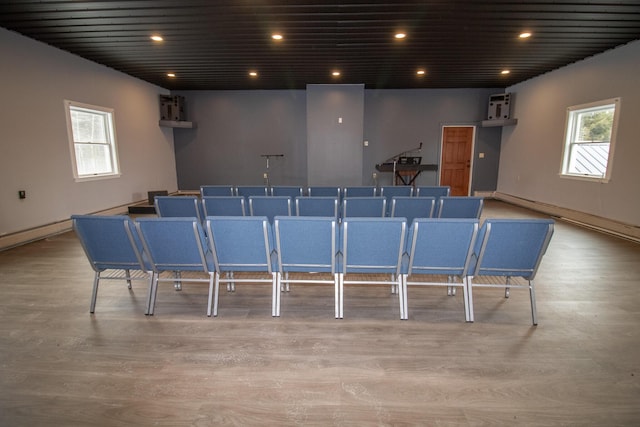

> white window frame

[
  {"left": 64, "top": 100, "right": 121, "bottom": 182},
  {"left": 559, "top": 97, "right": 620, "bottom": 183}
]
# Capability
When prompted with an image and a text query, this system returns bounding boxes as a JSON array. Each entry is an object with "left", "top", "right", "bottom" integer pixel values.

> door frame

[{"left": 439, "top": 124, "right": 476, "bottom": 195}]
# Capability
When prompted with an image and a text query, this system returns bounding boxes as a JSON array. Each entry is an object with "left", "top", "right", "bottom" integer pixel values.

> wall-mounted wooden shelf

[
  {"left": 159, "top": 120, "right": 196, "bottom": 129},
  {"left": 481, "top": 118, "right": 518, "bottom": 127}
]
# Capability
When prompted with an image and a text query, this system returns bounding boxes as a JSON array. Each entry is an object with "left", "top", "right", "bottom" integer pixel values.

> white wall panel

[{"left": 0, "top": 28, "right": 177, "bottom": 237}]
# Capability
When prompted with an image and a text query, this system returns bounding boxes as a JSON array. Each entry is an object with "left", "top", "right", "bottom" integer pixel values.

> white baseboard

[
  {"left": 492, "top": 192, "right": 640, "bottom": 243},
  {"left": 1, "top": 190, "right": 189, "bottom": 251},
  {"left": 473, "top": 191, "right": 496, "bottom": 198},
  {"left": 0, "top": 204, "right": 130, "bottom": 251}
]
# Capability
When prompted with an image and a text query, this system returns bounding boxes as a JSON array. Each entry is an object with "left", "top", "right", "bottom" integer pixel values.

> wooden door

[{"left": 440, "top": 126, "right": 474, "bottom": 196}]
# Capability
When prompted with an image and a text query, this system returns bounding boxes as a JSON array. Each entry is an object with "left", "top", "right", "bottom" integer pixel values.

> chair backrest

[
  {"left": 380, "top": 186, "right": 414, "bottom": 216},
  {"left": 471, "top": 219, "right": 554, "bottom": 279},
  {"left": 437, "top": 196, "right": 483, "bottom": 219},
  {"left": 206, "top": 216, "right": 275, "bottom": 273},
  {"left": 135, "top": 217, "right": 214, "bottom": 272},
  {"left": 274, "top": 216, "right": 338, "bottom": 273},
  {"left": 235, "top": 186, "right": 268, "bottom": 198},
  {"left": 200, "top": 185, "right": 235, "bottom": 197},
  {"left": 72, "top": 215, "right": 148, "bottom": 271},
  {"left": 343, "top": 186, "right": 376, "bottom": 197},
  {"left": 308, "top": 186, "right": 341, "bottom": 198},
  {"left": 342, "top": 197, "right": 386, "bottom": 218},
  {"left": 341, "top": 217, "right": 406, "bottom": 275},
  {"left": 415, "top": 186, "right": 450, "bottom": 198},
  {"left": 390, "top": 196, "right": 435, "bottom": 224},
  {"left": 380, "top": 186, "right": 413, "bottom": 199},
  {"left": 202, "top": 196, "right": 246, "bottom": 216},
  {"left": 271, "top": 186, "right": 304, "bottom": 198},
  {"left": 154, "top": 196, "right": 203, "bottom": 222},
  {"left": 404, "top": 218, "right": 479, "bottom": 276},
  {"left": 249, "top": 196, "right": 292, "bottom": 222},
  {"left": 295, "top": 196, "right": 339, "bottom": 218}
]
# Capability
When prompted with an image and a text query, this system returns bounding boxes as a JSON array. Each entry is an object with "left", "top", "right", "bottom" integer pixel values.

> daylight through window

[
  {"left": 560, "top": 98, "right": 620, "bottom": 182},
  {"left": 65, "top": 100, "right": 120, "bottom": 180}
]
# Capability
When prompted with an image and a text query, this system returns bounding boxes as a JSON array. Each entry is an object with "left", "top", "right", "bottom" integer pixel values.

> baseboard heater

[{"left": 491, "top": 192, "right": 640, "bottom": 244}]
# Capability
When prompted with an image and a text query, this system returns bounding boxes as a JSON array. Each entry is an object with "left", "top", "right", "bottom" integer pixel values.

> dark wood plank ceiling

[{"left": 1, "top": 1, "right": 639, "bottom": 90}]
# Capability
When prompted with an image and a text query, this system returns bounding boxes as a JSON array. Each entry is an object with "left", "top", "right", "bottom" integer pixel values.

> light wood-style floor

[{"left": 1, "top": 200, "right": 639, "bottom": 426}]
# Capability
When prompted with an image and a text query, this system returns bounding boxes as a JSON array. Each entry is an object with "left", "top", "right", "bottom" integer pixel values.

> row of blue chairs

[
  {"left": 156, "top": 195, "right": 483, "bottom": 225},
  {"left": 73, "top": 215, "right": 554, "bottom": 324},
  {"left": 201, "top": 185, "right": 450, "bottom": 200},
  {"left": 202, "top": 184, "right": 449, "bottom": 216}
]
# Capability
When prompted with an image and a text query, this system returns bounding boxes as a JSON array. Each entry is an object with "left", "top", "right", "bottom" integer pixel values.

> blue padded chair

[
  {"left": 339, "top": 217, "right": 407, "bottom": 319},
  {"left": 249, "top": 196, "right": 292, "bottom": 222},
  {"left": 271, "top": 186, "right": 304, "bottom": 198},
  {"left": 402, "top": 219, "right": 479, "bottom": 321},
  {"left": 415, "top": 186, "right": 450, "bottom": 198},
  {"left": 274, "top": 216, "right": 340, "bottom": 318},
  {"left": 343, "top": 186, "right": 376, "bottom": 197},
  {"left": 342, "top": 197, "right": 386, "bottom": 218},
  {"left": 200, "top": 185, "right": 234, "bottom": 197},
  {"left": 295, "top": 196, "right": 339, "bottom": 218},
  {"left": 202, "top": 196, "right": 246, "bottom": 216},
  {"left": 235, "top": 185, "right": 268, "bottom": 198},
  {"left": 206, "top": 216, "right": 278, "bottom": 317},
  {"left": 390, "top": 196, "right": 435, "bottom": 225},
  {"left": 379, "top": 186, "right": 413, "bottom": 216},
  {"left": 154, "top": 196, "right": 204, "bottom": 223},
  {"left": 72, "top": 215, "right": 152, "bottom": 314},
  {"left": 468, "top": 218, "right": 554, "bottom": 325},
  {"left": 201, "top": 197, "right": 246, "bottom": 292},
  {"left": 307, "top": 186, "right": 341, "bottom": 198},
  {"left": 134, "top": 217, "right": 215, "bottom": 316},
  {"left": 437, "top": 196, "right": 484, "bottom": 219}
]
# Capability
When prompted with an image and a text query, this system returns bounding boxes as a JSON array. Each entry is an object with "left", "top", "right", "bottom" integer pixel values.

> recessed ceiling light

[
  {"left": 249, "top": 71, "right": 258, "bottom": 77},
  {"left": 332, "top": 71, "right": 341, "bottom": 77},
  {"left": 416, "top": 69, "right": 426, "bottom": 76},
  {"left": 519, "top": 32, "right": 532, "bottom": 39},
  {"left": 272, "top": 34, "right": 283, "bottom": 40},
  {"left": 150, "top": 35, "right": 163, "bottom": 42},
  {"left": 167, "top": 73, "right": 176, "bottom": 78},
  {"left": 501, "top": 70, "right": 510, "bottom": 75},
  {"left": 395, "top": 33, "right": 406, "bottom": 39}
]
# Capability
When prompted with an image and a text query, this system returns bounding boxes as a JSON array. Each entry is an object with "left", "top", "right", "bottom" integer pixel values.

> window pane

[
  {"left": 75, "top": 143, "right": 113, "bottom": 175},
  {"left": 567, "top": 143, "right": 609, "bottom": 176},
  {"left": 575, "top": 108, "right": 613, "bottom": 143},
  {"left": 70, "top": 109, "right": 108, "bottom": 143}
]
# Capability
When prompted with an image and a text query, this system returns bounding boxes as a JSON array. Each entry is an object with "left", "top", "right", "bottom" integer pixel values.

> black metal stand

[{"left": 379, "top": 143, "right": 424, "bottom": 186}]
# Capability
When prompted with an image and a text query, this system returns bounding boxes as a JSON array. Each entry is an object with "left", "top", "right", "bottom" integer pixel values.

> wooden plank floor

[{"left": 1, "top": 200, "right": 639, "bottom": 426}]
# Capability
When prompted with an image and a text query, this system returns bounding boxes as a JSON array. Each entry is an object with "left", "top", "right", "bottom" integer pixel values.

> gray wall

[
  {"left": 174, "top": 87, "right": 504, "bottom": 191},
  {"left": 172, "top": 90, "right": 307, "bottom": 189},
  {"left": 0, "top": 28, "right": 177, "bottom": 237},
  {"left": 499, "top": 39, "right": 640, "bottom": 226},
  {"left": 473, "top": 126, "right": 503, "bottom": 192},
  {"left": 363, "top": 88, "right": 503, "bottom": 188},
  {"left": 307, "top": 84, "right": 365, "bottom": 186}
]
